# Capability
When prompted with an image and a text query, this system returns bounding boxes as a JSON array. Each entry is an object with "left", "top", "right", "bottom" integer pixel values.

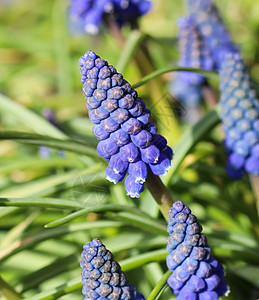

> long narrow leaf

[
  {"left": 0, "top": 94, "right": 66, "bottom": 138},
  {"left": 165, "top": 105, "right": 221, "bottom": 184},
  {"left": 0, "top": 131, "right": 97, "bottom": 156},
  {"left": 132, "top": 67, "right": 218, "bottom": 89}
]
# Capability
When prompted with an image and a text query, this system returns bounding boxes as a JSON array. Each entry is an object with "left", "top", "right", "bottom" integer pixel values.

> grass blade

[
  {"left": 0, "top": 131, "right": 97, "bottom": 156},
  {"left": 0, "top": 94, "right": 66, "bottom": 138},
  {"left": 132, "top": 67, "right": 219, "bottom": 89},
  {"left": 165, "top": 105, "right": 221, "bottom": 184},
  {"left": 147, "top": 270, "right": 172, "bottom": 300}
]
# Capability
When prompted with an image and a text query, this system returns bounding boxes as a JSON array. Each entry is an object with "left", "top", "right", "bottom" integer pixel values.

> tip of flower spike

[{"left": 81, "top": 238, "right": 143, "bottom": 299}]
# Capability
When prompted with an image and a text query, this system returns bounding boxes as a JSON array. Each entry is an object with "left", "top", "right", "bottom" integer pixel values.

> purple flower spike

[
  {"left": 177, "top": 16, "right": 215, "bottom": 85},
  {"left": 186, "top": 0, "right": 239, "bottom": 68},
  {"left": 79, "top": 51, "right": 173, "bottom": 197},
  {"left": 81, "top": 238, "right": 145, "bottom": 299},
  {"left": 166, "top": 201, "right": 229, "bottom": 300},
  {"left": 219, "top": 53, "right": 259, "bottom": 178},
  {"left": 69, "top": 0, "right": 152, "bottom": 35},
  {"left": 170, "top": 16, "right": 215, "bottom": 124}
]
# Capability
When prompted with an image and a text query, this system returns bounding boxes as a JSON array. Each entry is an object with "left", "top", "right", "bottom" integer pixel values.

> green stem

[
  {"left": 147, "top": 270, "right": 172, "bottom": 300},
  {"left": 0, "top": 276, "right": 21, "bottom": 300},
  {"left": 249, "top": 175, "right": 259, "bottom": 218},
  {"left": 132, "top": 67, "right": 219, "bottom": 89},
  {"left": 146, "top": 172, "right": 174, "bottom": 220}
]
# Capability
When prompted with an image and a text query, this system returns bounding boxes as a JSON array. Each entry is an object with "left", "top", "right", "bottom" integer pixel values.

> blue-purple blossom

[
  {"left": 186, "top": 0, "right": 239, "bottom": 68},
  {"left": 219, "top": 53, "right": 259, "bottom": 178},
  {"left": 79, "top": 50, "right": 173, "bottom": 198},
  {"left": 166, "top": 201, "right": 229, "bottom": 300},
  {"left": 177, "top": 16, "right": 215, "bottom": 85},
  {"left": 81, "top": 238, "right": 145, "bottom": 299},
  {"left": 170, "top": 16, "right": 214, "bottom": 124},
  {"left": 69, "top": 0, "right": 152, "bottom": 35}
]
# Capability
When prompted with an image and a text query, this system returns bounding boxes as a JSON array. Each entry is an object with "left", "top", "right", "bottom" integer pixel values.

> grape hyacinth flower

[
  {"left": 170, "top": 16, "right": 215, "bottom": 124},
  {"left": 69, "top": 0, "right": 152, "bottom": 35},
  {"left": 177, "top": 16, "right": 215, "bottom": 85},
  {"left": 219, "top": 52, "right": 259, "bottom": 178},
  {"left": 81, "top": 238, "right": 145, "bottom": 299},
  {"left": 79, "top": 50, "right": 173, "bottom": 198},
  {"left": 166, "top": 201, "right": 229, "bottom": 299},
  {"left": 186, "top": 0, "right": 239, "bottom": 68}
]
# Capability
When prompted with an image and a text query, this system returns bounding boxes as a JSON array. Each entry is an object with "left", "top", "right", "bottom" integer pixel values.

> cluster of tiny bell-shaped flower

[
  {"left": 186, "top": 0, "right": 239, "bottom": 68},
  {"left": 177, "top": 16, "right": 215, "bottom": 85},
  {"left": 219, "top": 53, "right": 259, "bottom": 178},
  {"left": 79, "top": 50, "right": 173, "bottom": 198},
  {"left": 170, "top": 16, "right": 215, "bottom": 124},
  {"left": 69, "top": 0, "right": 152, "bottom": 35},
  {"left": 166, "top": 201, "right": 229, "bottom": 300},
  {"left": 81, "top": 238, "right": 145, "bottom": 299}
]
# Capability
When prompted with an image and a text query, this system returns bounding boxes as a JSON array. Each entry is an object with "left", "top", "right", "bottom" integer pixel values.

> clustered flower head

[
  {"left": 166, "top": 201, "right": 229, "bottom": 300},
  {"left": 79, "top": 50, "right": 173, "bottom": 198},
  {"left": 69, "top": 0, "right": 152, "bottom": 34},
  {"left": 219, "top": 52, "right": 259, "bottom": 178},
  {"left": 171, "top": 16, "right": 214, "bottom": 124},
  {"left": 186, "top": 0, "right": 239, "bottom": 68},
  {"left": 177, "top": 16, "right": 214, "bottom": 85},
  {"left": 81, "top": 238, "right": 145, "bottom": 299}
]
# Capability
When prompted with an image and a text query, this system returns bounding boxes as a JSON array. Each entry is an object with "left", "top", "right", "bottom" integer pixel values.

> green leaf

[
  {"left": 0, "top": 208, "right": 41, "bottom": 249},
  {"left": 0, "top": 197, "right": 81, "bottom": 209},
  {"left": 45, "top": 204, "right": 167, "bottom": 237},
  {"left": 0, "top": 221, "right": 123, "bottom": 262},
  {"left": 132, "top": 67, "right": 219, "bottom": 89},
  {"left": 117, "top": 30, "right": 144, "bottom": 73},
  {"left": 0, "top": 94, "right": 66, "bottom": 138},
  {"left": 0, "top": 276, "right": 21, "bottom": 300},
  {"left": 147, "top": 270, "right": 172, "bottom": 300},
  {"left": 165, "top": 105, "right": 221, "bottom": 185},
  {"left": 1, "top": 165, "right": 104, "bottom": 197},
  {"left": 0, "top": 131, "right": 97, "bottom": 156}
]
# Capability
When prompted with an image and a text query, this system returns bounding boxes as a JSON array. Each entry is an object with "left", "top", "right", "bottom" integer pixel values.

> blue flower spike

[
  {"left": 219, "top": 53, "right": 259, "bottom": 178},
  {"left": 170, "top": 16, "right": 215, "bottom": 124},
  {"left": 81, "top": 238, "right": 145, "bottom": 299},
  {"left": 79, "top": 50, "right": 173, "bottom": 198},
  {"left": 177, "top": 16, "right": 214, "bottom": 85},
  {"left": 166, "top": 201, "right": 229, "bottom": 300},
  {"left": 186, "top": 0, "right": 239, "bottom": 68},
  {"left": 70, "top": 0, "right": 152, "bottom": 35}
]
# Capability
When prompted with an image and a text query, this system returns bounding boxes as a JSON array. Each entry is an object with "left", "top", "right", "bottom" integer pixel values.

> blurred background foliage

[{"left": 0, "top": 0, "right": 259, "bottom": 299}]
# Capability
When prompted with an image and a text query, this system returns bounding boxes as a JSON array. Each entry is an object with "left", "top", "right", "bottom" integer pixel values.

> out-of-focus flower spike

[
  {"left": 79, "top": 50, "right": 173, "bottom": 197},
  {"left": 219, "top": 53, "right": 259, "bottom": 178},
  {"left": 69, "top": 0, "right": 152, "bottom": 35},
  {"left": 186, "top": 0, "right": 239, "bottom": 68},
  {"left": 166, "top": 201, "right": 229, "bottom": 299},
  {"left": 81, "top": 239, "right": 145, "bottom": 299}
]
